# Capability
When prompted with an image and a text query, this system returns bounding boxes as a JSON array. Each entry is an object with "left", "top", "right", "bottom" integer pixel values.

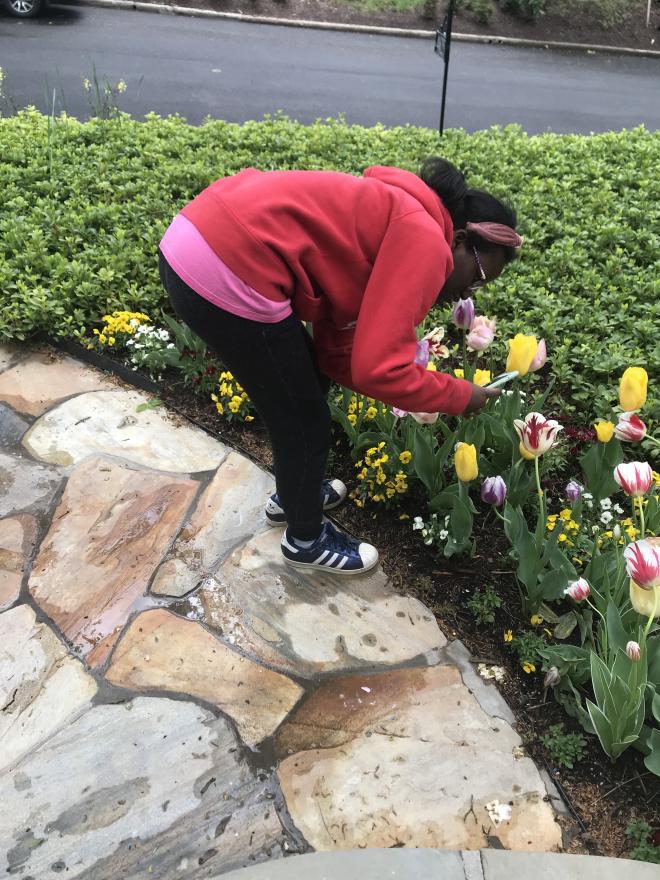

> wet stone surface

[{"left": 0, "top": 347, "right": 564, "bottom": 874}]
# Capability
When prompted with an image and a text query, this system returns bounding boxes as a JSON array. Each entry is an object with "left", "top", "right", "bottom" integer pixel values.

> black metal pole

[{"left": 439, "top": 0, "right": 455, "bottom": 136}]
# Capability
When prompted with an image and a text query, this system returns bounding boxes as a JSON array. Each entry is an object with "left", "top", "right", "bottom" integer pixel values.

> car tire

[{"left": 4, "top": 0, "right": 44, "bottom": 17}]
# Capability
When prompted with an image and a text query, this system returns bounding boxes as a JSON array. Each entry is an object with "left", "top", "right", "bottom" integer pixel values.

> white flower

[
  {"left": 167, "top": 343, "right": 175, "bottom": 349},
  {"left": 583, "top": 492, "right": 593, "bottom": 500},
  {"left": 613, "top": 524, "right": 621, "bottom": 539},
  {"left": 592, "top": 525, "right": 600, "bottom": 534},
  {"left": 412, "top": 517, "right": 424, "bottom": 530},
  {"left": 600, "top": 498, "right": 612, "bottom": 510},
  {"left": 444, "top": 515, "right": 450, "bottom": 526},
  {"left": 439, "top": 529, "right": 449, "bottom": 540},
  {"left": 424, "top": 537, "right": 433, "bottom": 545},
  {"left": 600, "top": 511, "right": 613, "bottom": 525},
  {"left": 613, "top": 504, "right": 624, "bottom": 515},
  {"left": 421, "top": 529, "right": 428, "bottom": 537}
]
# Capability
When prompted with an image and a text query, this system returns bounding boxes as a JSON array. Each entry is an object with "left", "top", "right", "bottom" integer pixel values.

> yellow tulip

[
  {"left": 594, "top": 420, "right": 615, "bottom": 443},
  {"left": 629, "top": 580, "right": 660, "bottom": 618},
  {"left": 506, "top": 334, "right": 538, "bottom": 377},
  {"left": 519, "top": 442, "right": 536, "bottom": 461},
  {"left": 474, "top": 370, "right": 491, "bottom": 387},
  {"left": 619, "top": 367, "right": 647, "bottom": 411},
  {"left": 455, "top": 442, "right": 478, "bottom": 482}
]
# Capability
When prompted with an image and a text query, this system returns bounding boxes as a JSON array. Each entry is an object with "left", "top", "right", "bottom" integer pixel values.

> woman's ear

[{"left": 452, "top": 228, "right": 467, "bottom": 249}]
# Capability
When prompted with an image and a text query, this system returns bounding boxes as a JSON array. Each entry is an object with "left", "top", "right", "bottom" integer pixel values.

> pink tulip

[
  {"left": 564, "top": 578, "right": 590, "bottom": 601},
  {"left": 391, "top": 407, "right": 408, "bottom": 419},
  {"left": 452, "top": 297, "right": 475, "bottom": 330},
  {"left": 613, "top": 462, "right": 653, "bottom": 497},
  {"left": 529, "top": 338, "right": 547, "bottom": 372},
  {"left": 614, "top": 412, "right": 647, "bottom": 443},
  {"left": 514, "top": 412, "right": 563, "bottom": 458},
  {"left": 467, "top": 316, "right": 496, "bottom": 352},
  {"left": 411, "top": 411, "right": 440, "bottom": 425},
  {"left": 624, "top": 540, "right": 660, "bottom": 589},
  {"left": 626, "top": 641, "right": 641, "bottom": 662}
]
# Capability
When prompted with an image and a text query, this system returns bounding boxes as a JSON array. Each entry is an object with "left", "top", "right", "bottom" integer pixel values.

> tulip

[
  {"left": 506, "top": 334, "right": 538, "bottom": 377},
  {"left": 594, "top": 420, "right": 615, "bottom": 443},
  {"left": 529, "top": 338, "right": 547, "bottom": 373},
  {"left": 467, "top": 316, "right": 496, "bottom": 352},
  {"left": 422, "top": 326, "right": 450, "bottom": 359},
  {"left": 624, "top": 539, "right": 660, "bottom": 589},
  {"left": 630, "top": 580, "right": 660, "bottom": 617},
  {"left": 544, "top": 666, "right": 561, "bottom": 688},
  {"left": 613, "top": 462, "right": 653, "bottom": 497},
  {"left": 626, "top": 641, "right": 641, "bottom": 662},
  {"left": 619, "top": 367, "right": 648, "bottom": 412},
  {"left": 455, "top": 442, "right": 478, "bottom": 482},
  {"left": 519, "top": 442, "right": 536, "bottom": 461},
  {"left": 411, "top": 411, "right": 440, "bottom": 425},
  {"left": 474, "top": 369, "right": 491, "bottom": 387},
  {"left": 481, "top": 476, "right": 507, "bottom": 506},
  {"left": 414, "top": 339, "right": 430, "bottom": 369},
  {"left": 614, "top": 412, "right": 647, "bottom": 443},
  {"left": 514, "top": 412, "right": 563, "bottom": 458},
  {"left": 565, "top": 578, "right": 590, "bottom": 601},
  {"left": 452, "top": 297, "right": 475, "bottom": 330},
  {"left": 565, "top": 480, "right": 582, "bottom": 502}
]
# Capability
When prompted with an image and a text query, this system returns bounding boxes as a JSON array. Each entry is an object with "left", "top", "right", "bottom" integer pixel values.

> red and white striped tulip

[
  {"left": 514, "top": 412, "right": 563, "bottom": 458},
  {"left": 613, "top": 462, "right": 653, "bottom": 497},
  {"left": 624, "top": 539, "right": 660, "bottom": 590},
  {"left": 614, "top": 412, "right": 647, "bottom": 443},
  {"left": 564, "top": 578, "right": 590, "bottom": 602}
]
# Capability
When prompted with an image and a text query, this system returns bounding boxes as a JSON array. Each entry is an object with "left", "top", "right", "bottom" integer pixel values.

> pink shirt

[{"left": 159, "top": 214, "right": 292, "bottom": 323}]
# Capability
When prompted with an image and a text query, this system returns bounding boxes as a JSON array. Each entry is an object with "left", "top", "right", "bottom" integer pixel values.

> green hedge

[{"left": 1, "top": 110, "right": 658, "bottom": 419}]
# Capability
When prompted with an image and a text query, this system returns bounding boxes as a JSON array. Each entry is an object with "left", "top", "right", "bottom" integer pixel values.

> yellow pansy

[
  {"left": 530, "top": 614, "right": 544, "bottom": 625},
  {"left": 473, "top": 370, "right": 492, "bottom": 387},
  {"left": 454, "top": 368, "right": 464, "bottom": 379},
  {"left": 399, "top": 450, "right": 412, "bottom": 464},
  {"left": 506, "top": 334, "right": 538, "bottom": 377},
  {"left": 504, "top": 630, "right": 513, "bottom": 642},
  {"left": 619, "top": 367, "right": 648, "bottom": 411},
  {"left": 427, "top": 362, "right": 437, "bottom": 372},
  {"left": 454, "top": 442, "right": 478, "bottom": 482},
  {"left": 522, "top": 662, "right": 536, "bottom": 674},
  {"left": 594, "top": 420, "right": 615, "bottom": 443}
]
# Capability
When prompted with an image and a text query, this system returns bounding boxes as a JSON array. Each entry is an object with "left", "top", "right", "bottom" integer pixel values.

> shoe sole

[
  {"left": 283, "top": 554, "right": 379, "bottom": 576},
  {"left": 265, "top": 496, "right": 345, "bottom": 527}
]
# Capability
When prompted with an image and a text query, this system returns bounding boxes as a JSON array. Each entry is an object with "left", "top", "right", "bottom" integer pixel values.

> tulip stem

[
  {"left": 638, "top": 499, "right": 646, "bottom": 541},
  {"left": 462, "top": 331, "right": 469, "bottom": 382},
  {"left": 645, "top": 434, "right": 660, "bottom": 447},
  {"left": 642, "top": 587, "right": 658, "bottom": 645},
  {"left": 534, "top": 455, "right": 546, "bottom": 521}
]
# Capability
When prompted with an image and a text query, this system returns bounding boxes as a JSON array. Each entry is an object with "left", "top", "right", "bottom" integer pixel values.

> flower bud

[
  {"left": 626, "top": 641, "right": 641, "bottom": 662},
  {"left": 452, "top": 297, "right": 475, "bottom": 330},
  {"left": 544, "top": 666, "right": 561, "bottom": 688},
  {"left": 565, "top": 480, "right": 582, "bottom": 502},
  {"left": 481, "top": 476, "right": 507, "bottom": 507},
  {"left": 564, "top": 578, "right": 590, "bottom": 601}
]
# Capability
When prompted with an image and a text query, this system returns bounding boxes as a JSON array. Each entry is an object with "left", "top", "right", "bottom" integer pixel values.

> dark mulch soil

[
  {"left": 143, "top": 365, "right": 660, "bottom": 861},
  {"left": 146, "top": 0, "right": 660, "bottom": 52}
]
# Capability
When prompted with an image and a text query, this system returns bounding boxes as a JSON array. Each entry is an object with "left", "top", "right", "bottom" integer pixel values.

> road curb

[{"left": 73, "top": 0, "right": 660, "bottom": 59}]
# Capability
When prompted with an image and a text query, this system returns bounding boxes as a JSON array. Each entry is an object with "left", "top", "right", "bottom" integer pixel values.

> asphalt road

[{"left": 1, "top": 3, "right": 659, "bottom": 132}]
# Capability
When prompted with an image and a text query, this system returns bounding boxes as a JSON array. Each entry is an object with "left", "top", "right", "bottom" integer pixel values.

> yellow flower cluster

[
  {"left": 350, "top": 442, "right": 409, "bottom": 507},
  {"left": 546, "top": 508, "right": 580, "bottom": 546},
  {"left": 522, "top": 661, "right": 536, "bottom": 674},
  {"left": 453, "top": 368, "right": 492, "bottom": 386},
  {"left": 211, "top": 371, "right": 254, "bottom": 422},
  {"left": 346, "top": 395, "right": 385, "bottom": 427},
  {"left": 92, "top": 311, "right": 151, "bottom": 347}
]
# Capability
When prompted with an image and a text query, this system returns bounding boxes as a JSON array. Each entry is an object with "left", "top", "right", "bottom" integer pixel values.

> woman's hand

[{"left": 463, "top": 382, "right": 501, "bottom": 415}]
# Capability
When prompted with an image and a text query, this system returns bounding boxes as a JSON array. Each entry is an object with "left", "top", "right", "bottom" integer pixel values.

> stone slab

[
  {"left": 193, "top": 528, "right": 445, "bottom": 679},
  {"left": 0, "top": 349, "right": 116, "bottom": 416},
  {"left": 446, "top": 640, "right": 516, "bottom": 725},
  {"left": 481, "top": 850, "right": 660, "bottom": 879},
  {"left": 0, "top": 450, "right": 62, "bottom": 518},
  {"left": 0, "top": 604, "right": 97, "bottom": 772},
  {"left": 106, "top": 608, "right": 303, "bottom": 747},
  {"left": 0, "top": 403, "right": 29, "bottom": 448},
  {"left": 23, "top": 388, "right": 227, "bottom": 472},
  {"left": 0, "top": 696, "right": 286, "bottom": 879},
  {"left": 151, "top": 450, "right": 275, "bottom": 597},
  {"left": 219, "top": 849, "right": 467, "bottom": 880},
  {"left": 0, "top": 514, "right": 37, "bottom": 610},
  {"left": 0, "top": 342, "right": 20, "bottom": 372},
  {"left": 28, "top": 456, "right": 198, "bottom": 666},
  {"left": 276, "top": 666, "right": 561, "bottom": 852}
]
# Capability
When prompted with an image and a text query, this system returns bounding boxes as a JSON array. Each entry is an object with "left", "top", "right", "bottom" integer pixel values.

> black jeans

[{"left": 159, "top": 251, "right": 331, "bottom": 540}]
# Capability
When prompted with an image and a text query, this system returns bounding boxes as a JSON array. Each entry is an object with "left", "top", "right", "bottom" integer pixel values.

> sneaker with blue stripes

[
  {"left": 281, "top": 521, "right": 378, "bottom": 575},
  {"left": 265, "top": 478, "right": 347, "bottom": 526}
]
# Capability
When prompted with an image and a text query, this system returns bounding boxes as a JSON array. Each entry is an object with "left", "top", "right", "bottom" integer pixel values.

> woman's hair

[{"left": 420, "top": 157, "right": 518, "bottom": 263}]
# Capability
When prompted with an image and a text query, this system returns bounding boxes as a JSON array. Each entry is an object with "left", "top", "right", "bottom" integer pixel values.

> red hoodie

[{"left": 181, "top": 166, "right": 472, "bottom": 415}]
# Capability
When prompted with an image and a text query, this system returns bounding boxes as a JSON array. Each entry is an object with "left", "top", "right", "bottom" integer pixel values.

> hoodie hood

[{"left": 363, "top": 165, "right": 454, "bottom": 243}]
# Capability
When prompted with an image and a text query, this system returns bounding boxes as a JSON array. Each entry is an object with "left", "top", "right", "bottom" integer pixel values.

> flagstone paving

[{"left": 0, "top": 344, "right": 565, "bottom": 879}]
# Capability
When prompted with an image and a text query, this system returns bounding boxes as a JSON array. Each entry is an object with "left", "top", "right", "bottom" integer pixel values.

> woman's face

[{"left": 437, "top": 233, "right": 506, "bottom": 304}]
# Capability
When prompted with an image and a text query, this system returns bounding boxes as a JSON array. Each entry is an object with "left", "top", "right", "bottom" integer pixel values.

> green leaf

[
  {"left": 643, "top": 729, "right": 660, "bottom": 777},
  {"left": 553, "top": 612, "right": 578, "bottom": 640},
  {"left": 135, "top": 397, "right": 162, "bottom": 413}
]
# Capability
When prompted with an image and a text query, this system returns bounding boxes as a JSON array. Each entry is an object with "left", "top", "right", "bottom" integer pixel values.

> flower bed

[{"left": 2, "top": 111, "right": 660, "bottom": 859}]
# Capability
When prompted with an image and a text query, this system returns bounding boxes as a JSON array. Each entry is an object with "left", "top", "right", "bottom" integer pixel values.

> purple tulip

[
  {"left": 481, "top": 476, "right": 507, "bottom": 507},
  {"left": 452, "top": 297, "right": 475, "bottom": 330},
  {"left": 565, "top": 480, "right": 583, "bottom": 503},
  {"left": 414, "top": 339, "right": 430, "bottom": 368}
]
